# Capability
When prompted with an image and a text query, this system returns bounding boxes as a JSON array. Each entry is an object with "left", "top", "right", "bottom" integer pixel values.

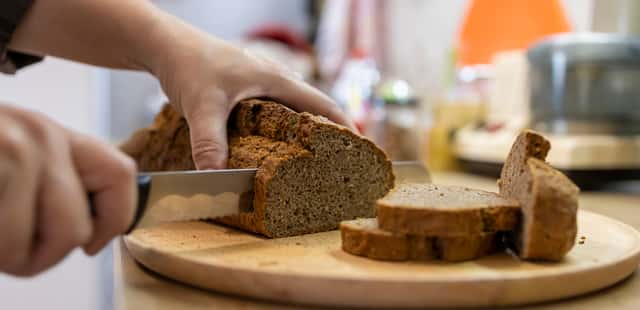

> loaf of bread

[
  {"left": 376, "top": 183, "right": 520, "bottom": 236},
  {"left": 499, "top": 130, "right": 579, "bottom": 261},
  {"left": 340, "top": 218, "right": 498, "bottom": 262},
  {"left": 122, "top": 99, "right": 395, "bottom": 237}
]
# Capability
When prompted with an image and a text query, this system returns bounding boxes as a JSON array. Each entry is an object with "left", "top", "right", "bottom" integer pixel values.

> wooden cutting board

[{"left": 125, "top": 210, "right": 640, "bottom": 308}]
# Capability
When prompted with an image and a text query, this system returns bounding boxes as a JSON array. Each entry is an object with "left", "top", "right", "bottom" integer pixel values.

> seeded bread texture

[
  {"left": 340, "top": 218, "right": 498, "bottom": 262},
  {"left": 499, "top": 130, "right": 579, "bottom": 261},
  {"left": 121, "top": 105, "right": 195, "bottom": 171},
  {"left": 121, "top": 99, "right": 395, "bottom": 238},
  {"left": 376, "top": 183, "right": 520, "bottom": 236}
]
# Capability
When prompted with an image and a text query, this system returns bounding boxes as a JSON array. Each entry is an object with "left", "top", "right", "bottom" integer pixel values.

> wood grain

[{"left": 125, "top": 210, "right": 640, "bottom": 308}]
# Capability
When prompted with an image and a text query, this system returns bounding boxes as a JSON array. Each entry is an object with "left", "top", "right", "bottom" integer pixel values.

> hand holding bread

[{"left": 10, "top": 0, "right": 355, "bottom": 172}]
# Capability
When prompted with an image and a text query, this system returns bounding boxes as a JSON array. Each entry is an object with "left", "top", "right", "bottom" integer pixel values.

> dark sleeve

[{"left": 0, "top": 0, "right": 42, "bottom": 74}]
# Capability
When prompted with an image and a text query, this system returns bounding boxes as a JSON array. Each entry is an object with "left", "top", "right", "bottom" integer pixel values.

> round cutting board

[{"left": 125, "top": 210, "right": 640, "bottom": 308}]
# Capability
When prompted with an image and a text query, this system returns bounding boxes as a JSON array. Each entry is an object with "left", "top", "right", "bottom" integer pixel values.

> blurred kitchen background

[{"left": 1, "top": 0, "right": 639, "bottom": 309}]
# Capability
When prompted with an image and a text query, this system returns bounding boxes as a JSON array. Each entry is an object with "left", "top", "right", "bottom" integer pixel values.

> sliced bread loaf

[
  {"left": 499, "top": 130, "right": 579, "bottom": 261},
  {"left": 121, "top": 99, "right": 395, "bottom": 237},
  {"left": 340, "top": 218, "right": 498, "bottom": 262},
  {"left": 376, "top": 183, "right": 520, "bottom": 236}
]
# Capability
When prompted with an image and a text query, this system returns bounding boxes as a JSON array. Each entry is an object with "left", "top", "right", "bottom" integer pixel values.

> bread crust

[
  {"left": 340, "top": 218, "right": 498, "bottom": 262},
  {"left": 499, "top": 130, "right": 579, "bottom": 261},
  {"left": 519, "top": 158, "right": 579, "bottom": 260}
]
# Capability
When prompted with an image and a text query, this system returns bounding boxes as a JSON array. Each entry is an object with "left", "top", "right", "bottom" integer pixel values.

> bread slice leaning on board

[
  {"left": 499, "top": 130, "right": 580, "bottom": 261},
  {"left": 121, "top": 99, "right": 395, "bottom": 238}
]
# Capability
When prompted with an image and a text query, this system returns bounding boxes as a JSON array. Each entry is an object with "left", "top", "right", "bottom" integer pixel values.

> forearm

[
  {"left": 8, "top": 0, "right": 202, "bottom": 72},
  {"left": 8, "top": 0, "right": 355, "bottom": 173}
]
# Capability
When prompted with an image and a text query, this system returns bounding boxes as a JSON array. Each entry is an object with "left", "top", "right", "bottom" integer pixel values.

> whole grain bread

[
  {"left": 340, "top": 218, "right": 498, "bottom": 262},
  {"left": 376, "top": 183, "right": 520, "bottom": 236},
  {"left": 499, "top": 130, "right": 579, "bottom": 261},
  {"left": 121, "top": 99, "right": 395, "bottom": 238}
]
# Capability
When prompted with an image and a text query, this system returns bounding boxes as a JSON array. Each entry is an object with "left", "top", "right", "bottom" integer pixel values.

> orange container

[{"left": 457, "top": 0, "right": 571, "bottom": 66}]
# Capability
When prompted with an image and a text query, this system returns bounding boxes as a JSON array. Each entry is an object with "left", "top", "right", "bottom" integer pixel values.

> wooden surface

[
  {"left": 114, "top": 172, "right": 640, "bottom": 310},
  {"left": 124, "top": 210, "right": 640, "bottom": 308}
]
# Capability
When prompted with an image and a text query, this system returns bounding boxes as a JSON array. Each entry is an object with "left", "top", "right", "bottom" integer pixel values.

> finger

[
  {"left": 183, "top": 90, "right": 231, "bottom": 170},
  {"left": 264, "top": 75, "right": 357, "bottom": 131},
  {"left": 0, "top": 114, "right": 40, "bottom": 275},
  {"left": 66, "top": 130, "right": 137, "bottom": 255},
  {"left": 0, "top": 109, "right": 92, "bottom": 276},
  {"left": 21, "top": 131, "right": 92, "bottom": 275}
]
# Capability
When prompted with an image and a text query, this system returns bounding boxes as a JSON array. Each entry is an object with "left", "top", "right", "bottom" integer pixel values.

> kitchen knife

[
  {"left": 117, "top": 161, "right": 430, "bottom": 234},
  {"left": 122, "top": 168, "right": 257, "bottom": 233}
]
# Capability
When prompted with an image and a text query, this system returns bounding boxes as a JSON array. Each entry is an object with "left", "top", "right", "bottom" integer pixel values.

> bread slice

[
  {"left": 499, "top": 130, "right": 579, "bottom": 261},
  {"left": 121, "top": 99, "right": 395, "bottom": 238},
  {"left": 376, "top": 183, "right": 520, "bottom": 236},
  {"left": 340, "top": 218, "right": 498, "bottom": 262}
]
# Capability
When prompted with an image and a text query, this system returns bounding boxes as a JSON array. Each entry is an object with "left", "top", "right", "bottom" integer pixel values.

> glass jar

[
  {"left": 365, "top": 79, "right": 421, "bottom": 161},
  {"left": 424, "top": 66, "right": 489, "bottom": 171}
]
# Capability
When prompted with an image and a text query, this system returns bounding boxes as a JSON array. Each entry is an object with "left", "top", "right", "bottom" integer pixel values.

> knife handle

[
  {"left": 87, "top": 175, "right": 152, "bottom": 235},
  {"left": 126, "top": 175, "right": 152, "bottom": 234}
]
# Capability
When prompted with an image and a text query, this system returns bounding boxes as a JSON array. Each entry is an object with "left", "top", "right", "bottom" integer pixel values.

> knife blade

[
  {"left": 117, "top": 161, "right": 430, "bottom": 233},
  {"left": 123, "top": 168, "right": 257, "bottom": 233},
  {"left": 392, "top": 161, "right": 431, "bottom": 184}
]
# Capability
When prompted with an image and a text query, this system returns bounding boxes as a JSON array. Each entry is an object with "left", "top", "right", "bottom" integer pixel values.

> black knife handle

[
  {"left": 126, "top": 175, "right": 152, "bottom": 234},
  {"left": 87, "top": 175, "right": 152, "bottom": 235}
]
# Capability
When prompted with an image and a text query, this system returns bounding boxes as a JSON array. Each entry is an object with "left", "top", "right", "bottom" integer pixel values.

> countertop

[{"left": 113, "top": 172, "right": 640, "bottom": 310}]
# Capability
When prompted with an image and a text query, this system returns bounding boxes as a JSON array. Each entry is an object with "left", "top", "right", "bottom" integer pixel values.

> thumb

[{"left": 183, "top": 102, "right": 230, "bottom": 170}]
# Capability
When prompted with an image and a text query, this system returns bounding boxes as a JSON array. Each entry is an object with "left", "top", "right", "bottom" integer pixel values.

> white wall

[{"left": 0, "top": 57, "right": 110, "bottom": 136}]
